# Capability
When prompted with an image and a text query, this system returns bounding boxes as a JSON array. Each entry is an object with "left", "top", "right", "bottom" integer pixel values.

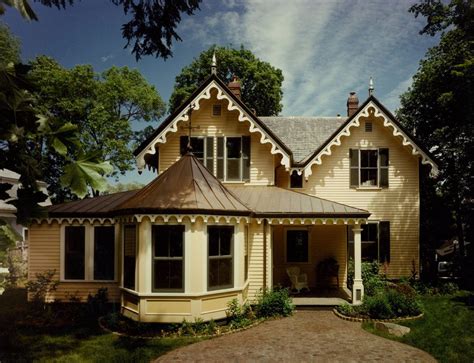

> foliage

[
  {"left": 0, "top": 22, "right": 20, "bottom": 67},
  {"left": 225, "top": 298, "right": 254, "bottom": 329},
  {"left": 169, "top": 45, "right": 284, "bottom": 116},
  {"left": 29, "top": 56, "right": 165, "bottom": 201},
  {"left": 363, "top": 291, "right": 474, "bottom": 363},
  {"left": 87, "top": 287, "right": 109, "bottom": 317},
  {"left": 0, "top": 219, "right": 19, "bottom": 264},
  {"left": 25, "top": 269, "right": 59, "bottom": 307},
  {"left": 106, "top": 181, "right": 144, "bottom": 194},
  {"left": 361, "top": 292, "right": 394, "bottom": 319},
  {"left": 336, "top": 302, "right": 357, "bottom": 317},
  {"left": 347, "top": 258, "right": 387, "bottom": 296},
  {"left": 398, "top": 0, "right": 474, "bottom": 280},
  {"left": 1, "top": 0, "right": 202, "bottom": 60},
  {"left": 254, "top": 287, "right": 294, "bottom": 318},
  {"left": 0, "top": 62, "right": 114, "bottom": 221}
]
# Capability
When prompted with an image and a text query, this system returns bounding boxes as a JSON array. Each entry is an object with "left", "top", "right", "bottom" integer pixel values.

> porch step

[{"left": 292, "top": 297, "right": 348, "bottom": 306}]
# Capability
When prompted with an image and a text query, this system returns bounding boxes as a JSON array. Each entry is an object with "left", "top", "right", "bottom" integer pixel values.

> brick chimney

[
  {"left": 347, "top": 91, "right": 359, "bottom": 117},
  {"left": 228, "top": 75, "right": 241, "bottom": 99}
]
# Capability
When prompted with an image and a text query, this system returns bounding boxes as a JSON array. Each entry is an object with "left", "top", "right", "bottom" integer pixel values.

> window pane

[
  {"left": 226, "top": 137, "right": 241, "bottom": 158},
  {"left": 65, "top": 226, "right": 85, "bottom": 280},
  {"left": 94, "top": 226, "right": 115, "bottom": 281},
  {"left": 362, "top": 242, "right": 378, "bottom": 262},
  {"left": 154, "top": 229, "right": 169, "bottom": 257},
  {"left": 191, "top": 137, "right": 204, "bottom": 161},
  {"left": 227, "top": 159, "right": 240, "bottom": 180},
  {"left": 209, "top": 259, "right": 219, "bottom": 287},
  {"left": 220, "top": 231, "right": 232, "bottom": 256},
  {"left": 218, "top": 258, "right": 232, "bottom": 286},
  {"left": 123, "top": 225, "right": 136, "bottom": 290},
  {"left": 361, "top": 150, "right": 378, "bottom": 167},
  {"left": 361, "top": 169, "right": 378, "bottom": 186},
  {"left": 208, "top": 228, "right": 220, "bottom": 256},
  {"left": 287, "top": 230, "right": 308, "bottom": 262},
  {"left": 169, "top": 227, "right": 183, "bottom": 257},
  {"left": 153, "top": 260, "right": 183, "bottom": 290},
  {"left": 290, "top": 171, "right": 303, "bottom": 188}
]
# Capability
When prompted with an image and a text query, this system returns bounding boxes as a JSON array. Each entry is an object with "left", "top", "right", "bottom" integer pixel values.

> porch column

[
  {"left": 137, "top": 217, "right": 152, "bottom": 294},
  {"left": 352, "top": 227, "right": 364, "bottom": 305}
]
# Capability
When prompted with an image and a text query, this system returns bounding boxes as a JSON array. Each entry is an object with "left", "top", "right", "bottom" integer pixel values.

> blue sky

[{"left": 2, "top": 0, "right": 439, "bottom": 185}]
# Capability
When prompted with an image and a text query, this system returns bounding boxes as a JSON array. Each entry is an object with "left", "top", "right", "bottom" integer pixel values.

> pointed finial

[
  {"left": 211, "top": 51, "right": 217, "bottom": 75},
  {"left": 369, "top": 77, "right": 374, "bottom": 96}
]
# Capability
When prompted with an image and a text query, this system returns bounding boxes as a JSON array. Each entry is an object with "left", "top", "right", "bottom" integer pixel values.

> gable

[
  {"left": 298, "top": 97, "right": 439, "bottom": 180},
  {"left": 134, "top": 74, "right": 292, "bottom": 172}
]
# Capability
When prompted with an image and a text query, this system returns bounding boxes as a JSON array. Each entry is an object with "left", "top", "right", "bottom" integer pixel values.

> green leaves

[{"left": 60, "top": 152, "right": 113, "bottom": 198}]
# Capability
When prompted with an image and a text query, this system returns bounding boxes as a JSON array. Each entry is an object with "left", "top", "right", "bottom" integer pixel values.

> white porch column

[
  {"left": 137, "top": 217, "right": 152, "bottom": 294},
  {"left": 352, "top": 227, "right": 364, "bottom": 305}
]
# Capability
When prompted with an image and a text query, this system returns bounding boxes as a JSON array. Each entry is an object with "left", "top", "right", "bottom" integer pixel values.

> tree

[
  {"left": 0, "top": 0, "right": 202, "bottom": 60},
  {"left": 169, "top": 46, "right": 284, "bottom": 116},
  {"left": 0, "top": 63, "right": 113, "bottom": 223},
  {"left": 397, "top": 0, "right": 473, "bottom": 280},
  {"left": 0, "top": 22, "right": 20, "bottom": 67},
  {"left": 29, "top": 56, "right": 166, "bottom": 202}
]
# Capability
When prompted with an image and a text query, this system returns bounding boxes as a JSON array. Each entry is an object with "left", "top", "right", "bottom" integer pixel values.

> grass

[
  {"left": 363, "top": 291, "right": 474, "bottom": 363},
  {"left": 0, "top": 289, "right": 202, "bottom": 362}
]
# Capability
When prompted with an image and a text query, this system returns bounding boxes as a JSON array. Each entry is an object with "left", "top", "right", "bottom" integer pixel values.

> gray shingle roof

[{"left": 259, "top": 117, "right": 347, "bottom": 163}]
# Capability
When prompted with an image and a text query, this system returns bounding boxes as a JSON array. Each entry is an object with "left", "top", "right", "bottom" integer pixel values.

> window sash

[
  {"left": 93, "top": 226, "right": 115, "bottom": 281},
  {"left": 348, "top": 223, "right": 380, "bottom": 262},
  {"left": 351, "top": 149, "right": 389, "bottom": 188},
  {"left": 208, "top": 226, "right": 234, "bottom": 290},
  {"left": 64, "top": 226, "right": 85, "bottom": 280},
  {"left": 123, "top": 225, "right": 136, "bottom": 290},
  {"left": 286, "top": 230, "right": 309, "bottom": 263}
]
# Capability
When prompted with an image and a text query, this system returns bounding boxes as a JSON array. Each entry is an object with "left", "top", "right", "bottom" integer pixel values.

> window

[
  {"left": 349, "top": 148, "right": 389, "bottom": 188},
  {"left": 94, "top": 226, "right": 115, "bottom": 281},
  {"left": 348, "top": 222, "right": 390, "bottom": 263},
  {"left": 286, "top": 230, "right": 309, "bottom": 263},
  {"left": 208, "top": 226, "right": 233, "bottom": 290},
  {"left": 216, "top": 136, "right": 250, "bottom": 181},
  {"left": 212, "top": 104, "right": 222, "bottom": 116},
  {"left": 290, "top": 170, "right": 303, "bottom": 188},
  {"left": 180, "top": 136, "right": 214, "bottom": 171},
  {"left": 152, "top": 225, "right": 184, "bottom": 292},
  {"left": 365, "top": 121, "right": 373, "bottom": 132},
  {"left": 123, "top": 225, "right": 136, "bottom": 290},
  {"left": 64, "top": 226, "right": 85, "bottom": 280}
]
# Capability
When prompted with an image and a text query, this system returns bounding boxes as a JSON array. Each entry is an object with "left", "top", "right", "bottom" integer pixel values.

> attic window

[
  {"left": 365, "top": 122, "right": 373, "bottom": 132},
  {"left": 290, "top": 170, "right": 303, "bottom": 188},
  {"left": 212, "top": 104, "right": 222, "bottom": 116}
]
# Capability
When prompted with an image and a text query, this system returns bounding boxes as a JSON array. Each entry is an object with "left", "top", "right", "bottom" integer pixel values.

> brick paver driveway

[{"left": 156, "top": 309, "right": 436, "bottom": 362}]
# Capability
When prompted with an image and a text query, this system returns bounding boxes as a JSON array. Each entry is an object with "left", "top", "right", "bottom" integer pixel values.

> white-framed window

[
  {"left": 208, "top": 226, "right": 234, "bottom": 290},
  {"left": 350, "top": 148, "right": 389, "bottom": 188},
  {"left": 285, "top": 229, "right": 309, "bottom": 263},
  {"left": 61, "top": 224, "right": 117, "bottom": 282},
  {"left": 244, "top": 225, "right": 249, "bottom": 282},
  {"left": 180, "top": 136, "right": 214, "bottom": 172},
  {"left": 348, "top": 221, "right": 390, "bottom": 263},
  {"left": 152, "top": 225, "right": 185, "bottom": 292},
  {"left": 217, "top": 136, "right": 251, "bottom": 182}
]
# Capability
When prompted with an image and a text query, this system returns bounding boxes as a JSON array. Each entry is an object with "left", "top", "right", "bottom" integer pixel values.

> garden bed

[{"left": 333, "top": 308, "right": 424, "bottom": 322}]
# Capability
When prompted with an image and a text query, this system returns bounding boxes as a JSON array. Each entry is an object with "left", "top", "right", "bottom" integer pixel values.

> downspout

[{"left": 263, "top": 219, "right": 268, "bottom": 289}]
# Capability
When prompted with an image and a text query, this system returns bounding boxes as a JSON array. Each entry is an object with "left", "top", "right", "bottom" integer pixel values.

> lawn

[
  {"left": 0, "top": 289, "right": 202, "bottom": 362},
  {"left": 363, "top": 291, "right": 474, "bottom": 363}
]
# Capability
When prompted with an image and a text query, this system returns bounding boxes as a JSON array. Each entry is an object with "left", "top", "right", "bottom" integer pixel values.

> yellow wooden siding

[
  {"left": 272, "top": 225, "right": 346, "bottom": 288},
  {"left": 158, "top": 90, "right": 274, "bottom": 185},
  {"left": 28, "top": 222, "right": 121, "bottom": 302},
  {"left": 275, "top": 120, "right": 420, "bottom": 277},
  {"left": 247, "top": 221, "right": 266, "bottom": 298}
]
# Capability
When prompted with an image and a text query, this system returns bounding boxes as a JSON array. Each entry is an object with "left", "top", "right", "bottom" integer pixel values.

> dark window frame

[
  {"left": 64, "top": 226, "right": 86, "bottom": 280},
  {"left": 123, "top": 224, "right": 137, "bottom": 290},
  {"left": 350, "top": 149, "right": 389, "bottom": 188},
  {"left": 348, "top": 222, "right": 389, "bottom": 263},
  {"left": 152, "top": 225, "right": 185, "bottom": 293},
  {"left": 208, "top": 226, "right": 234, "bottom": 291}
]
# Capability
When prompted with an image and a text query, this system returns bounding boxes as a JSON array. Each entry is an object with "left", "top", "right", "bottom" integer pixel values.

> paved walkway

[{"left": 156, "top": 310, "right": 436, "bottom": 362}]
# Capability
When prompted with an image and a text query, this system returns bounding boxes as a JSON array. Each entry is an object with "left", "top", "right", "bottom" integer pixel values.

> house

[{"left": 28, "top": 62, "right": 438, "bottom": 323}]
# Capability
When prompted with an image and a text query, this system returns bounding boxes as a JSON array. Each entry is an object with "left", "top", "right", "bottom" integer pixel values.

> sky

[{"left": 2, "top": 0, "right": 439, "bottom": 185}]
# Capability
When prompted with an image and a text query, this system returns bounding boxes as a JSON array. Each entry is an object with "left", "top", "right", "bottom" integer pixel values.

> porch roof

[{"left": 227, "top": 186, "right": 370, "bottom": 218}]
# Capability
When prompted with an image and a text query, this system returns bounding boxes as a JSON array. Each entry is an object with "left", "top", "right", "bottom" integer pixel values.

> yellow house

[{"left": 28, "top": 67, "right": 438, "bottom": 323}]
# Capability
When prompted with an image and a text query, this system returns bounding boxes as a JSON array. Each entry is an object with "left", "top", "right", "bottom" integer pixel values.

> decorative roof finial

[
  {"left": 211, "top": 51, "right": 217, "bottom": 75},
  {"left": 369, "top": 77, "right": 374, "bottom": 96}
]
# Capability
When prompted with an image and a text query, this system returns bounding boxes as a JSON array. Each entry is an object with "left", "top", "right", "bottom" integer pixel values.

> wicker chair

[{"left": 286, "top": 266, "right": 309, "bottom": 293}]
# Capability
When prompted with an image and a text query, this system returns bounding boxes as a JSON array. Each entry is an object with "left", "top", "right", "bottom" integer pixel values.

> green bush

[
  {"left": 439, "top": 282, "right": 459, "bottom": 295},
  {"left": 386, "top": 287, "right": 422, "bottom": 317},
  {"left": 362, "top": 261, "right": 387, "bottom": 296},
  {"left": 362, "top": 293, "right": 394, "bottom": 319},
  {"left": 254, "top": 287, "right": 294, "bottom": 318},
  {"left": 225, "top": 298, "right": 254, "bottom": 329},
  {"left": 336, "top": 303, "right": 356, "bottom": 317}
]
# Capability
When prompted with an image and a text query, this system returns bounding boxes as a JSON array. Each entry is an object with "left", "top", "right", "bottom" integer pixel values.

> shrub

[
  {"left": 439, "top": 282, "right": 459, "bottom": 295},
  {"left": 87, "top": 288, "right": 109, "bottom": 317},
  {"left": 385, "top": 287, "right": 422, "bottom": 317},
  {"left": 25, "top": 270, "right": 59, "bottom": 308},
  {"left": 336, "top": 303, "right": 356, "bottom": 316},
  {"left": 226, "top": 298, "right": 254, "bottom": 328},
  {"left": 362, "top": 293, "right": 394, "bottom": 319},
  {"left": 254, "top": 287, "right": 294, "bottom": 318},
  {"left": 362, "top": 261, "right": 387, "bottom": 296}
]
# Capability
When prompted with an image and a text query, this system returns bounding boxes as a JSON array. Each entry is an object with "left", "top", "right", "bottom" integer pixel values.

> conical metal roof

[{"left": 115, "top": 153, "right": 251, "bottom": 216}]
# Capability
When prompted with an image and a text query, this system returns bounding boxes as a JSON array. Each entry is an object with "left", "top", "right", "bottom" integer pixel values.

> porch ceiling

[{"left": 227, "top": 186, "right": 370, "bottom": 218}]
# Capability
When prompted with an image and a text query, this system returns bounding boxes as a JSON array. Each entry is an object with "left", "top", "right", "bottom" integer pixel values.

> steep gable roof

[
  {"left": 134, "top": 73, "right": 292, "bottom": 171},
  {"left": 260, "top": 117, "right": 347, "bottom": 163}
]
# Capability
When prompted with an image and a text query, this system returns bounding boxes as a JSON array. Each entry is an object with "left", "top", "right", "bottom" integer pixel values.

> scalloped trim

[
  {"left": 135, "top": 80, "right": 291, "bottom": 171},
  {"left": 303, "top": 102, "right": 439, "bottom": 180}
]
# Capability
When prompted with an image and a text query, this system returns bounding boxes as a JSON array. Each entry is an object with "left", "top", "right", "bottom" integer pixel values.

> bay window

[{"left": 208, "top": 226, "right": 233, "bottom": 290}]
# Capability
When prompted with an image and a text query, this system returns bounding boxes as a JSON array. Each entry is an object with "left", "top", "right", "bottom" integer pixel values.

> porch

[{"left": 290, "top": 287, "right": 352, "bottom": 306}]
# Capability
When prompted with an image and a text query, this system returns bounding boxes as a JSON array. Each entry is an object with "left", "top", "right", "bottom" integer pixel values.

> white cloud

[
  {"left": 101, "top": 54, "right": 115, "bottom": 63},
  {"left": 182, "top": 0, "right": 436, "bottom": 116},
  {"left": 383, "top": 76, "right": 413, "bottom": 113}
]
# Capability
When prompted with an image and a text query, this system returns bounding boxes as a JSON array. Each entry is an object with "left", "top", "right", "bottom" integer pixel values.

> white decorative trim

[
  {"left": 302, "top": 101, "right": 439, "bottom": 180},
  {"left": 34, "top": 217, "right": 116, "bottom": 225},
  {"left": 135, "top": 80, "right": 291, "bottom": 171}
]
